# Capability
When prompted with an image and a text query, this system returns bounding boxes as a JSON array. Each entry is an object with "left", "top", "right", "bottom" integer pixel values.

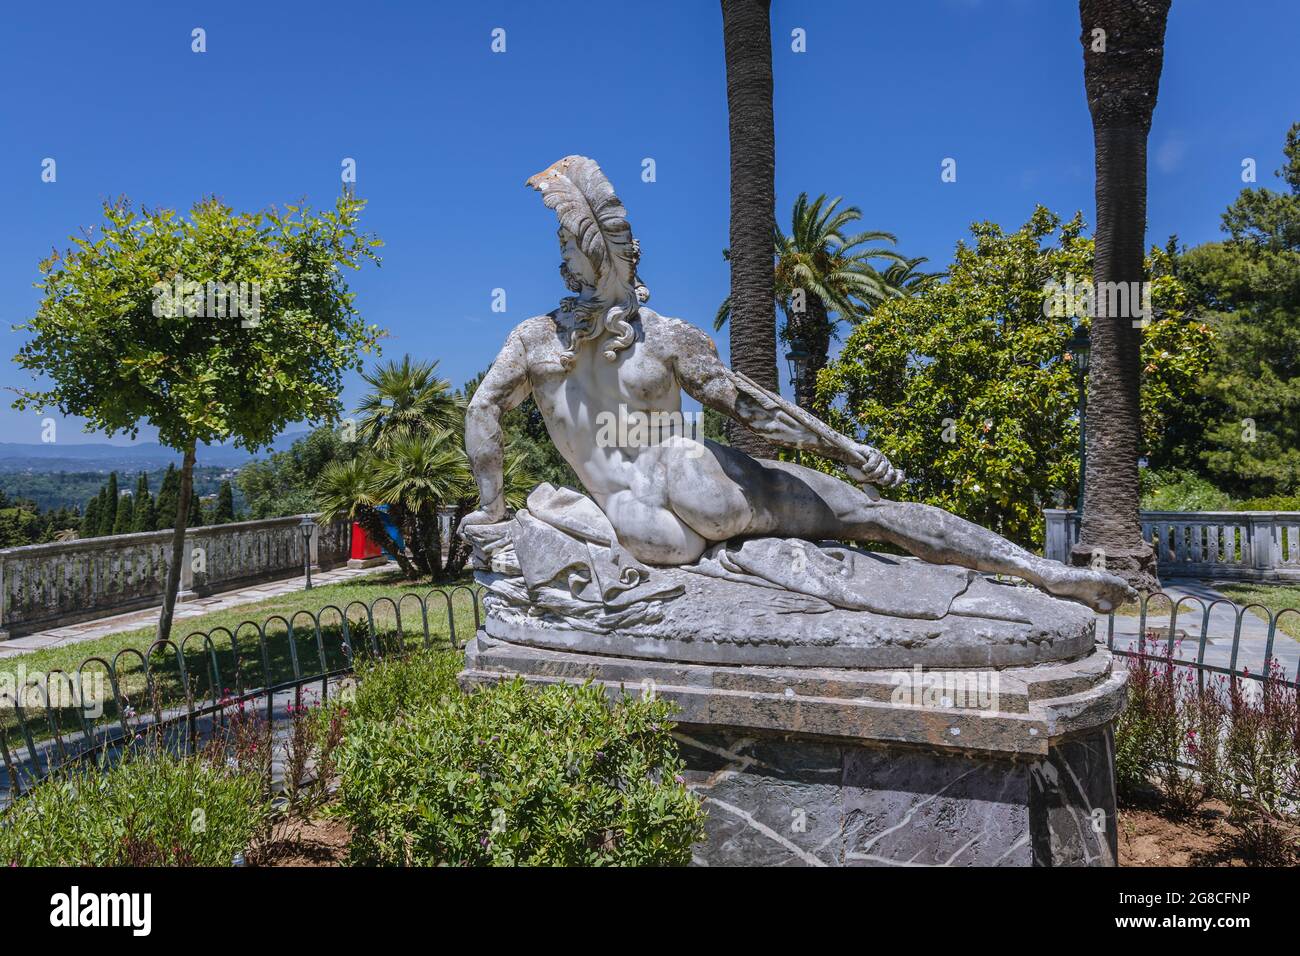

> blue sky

[{"left": 0, "top": 0, "right": 1295, "bottom": 447}]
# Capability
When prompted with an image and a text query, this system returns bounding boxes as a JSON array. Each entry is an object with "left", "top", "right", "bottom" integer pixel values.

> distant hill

[
  {"left": 0, "top": 465, "right": 239, "bottom": 512},
  {"left": 0, "top": 431, "right": 311, "bottom": 474}
]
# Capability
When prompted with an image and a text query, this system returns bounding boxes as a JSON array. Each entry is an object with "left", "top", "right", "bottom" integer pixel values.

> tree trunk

[
  {"left": 721, "top": 0, "right": 779, "bottom": 458},
  {"left": 1070, "top": 0, "right": 1170, "bottom": 592},
  {"left": 157, "top": 444, "right": 196, "bottom": 641},
  {"left": 445, "top": 501, "right": 472, "bottom": 577}
]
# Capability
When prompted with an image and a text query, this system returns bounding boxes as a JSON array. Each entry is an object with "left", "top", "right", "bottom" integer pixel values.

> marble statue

[{"left": 459, "top": 155, "right": 1133, "bottom": 646}]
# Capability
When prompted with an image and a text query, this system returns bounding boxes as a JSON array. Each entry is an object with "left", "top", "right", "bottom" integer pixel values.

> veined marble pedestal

[{"left": 460, "top": 612, "right": 1126, "bottom": 867}]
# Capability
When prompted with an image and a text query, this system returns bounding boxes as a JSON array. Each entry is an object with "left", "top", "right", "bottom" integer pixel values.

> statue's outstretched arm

[
  {"left": 672, "top": 323, "right": 903, "bottom": 488},
  {"left": 463, "top": 330, "right": 532, "bottom": 527}
]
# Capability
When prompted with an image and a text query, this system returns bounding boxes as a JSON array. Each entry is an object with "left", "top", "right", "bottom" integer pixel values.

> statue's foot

[{"left": 1038, "top": 565, "right": 1137, "bottom": 613}]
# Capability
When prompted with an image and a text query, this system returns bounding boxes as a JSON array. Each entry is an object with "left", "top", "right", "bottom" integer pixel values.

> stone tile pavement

[
  {"left": 1098, "top": 580, "right": 1300, "bottom": 681},
  {"left": 0, "top": 562, "right": 394, "bottom": 660}
]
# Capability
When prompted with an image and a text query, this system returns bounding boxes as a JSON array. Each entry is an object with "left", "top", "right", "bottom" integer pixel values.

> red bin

[{"left": 351, "top": 521, "right": 384, "bottom": 561}]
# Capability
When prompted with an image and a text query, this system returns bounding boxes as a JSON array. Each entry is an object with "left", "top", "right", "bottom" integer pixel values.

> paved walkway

[
  {"left": 1098, "top": 580, "right": 1300, "bottom": 681},
  {"left": 0, "top": 562, "right": 394, "bottom": 660}
]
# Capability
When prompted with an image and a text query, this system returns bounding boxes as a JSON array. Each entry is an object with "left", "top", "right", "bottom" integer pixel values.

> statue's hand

[
  {"left": 845, "top": 443, "right": 905, "bottom": 489},
  {"left": 458, "top": 499, "right": 507, "bottom": 536}
]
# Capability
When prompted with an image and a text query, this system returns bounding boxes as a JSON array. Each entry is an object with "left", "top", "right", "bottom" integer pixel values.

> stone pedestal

[{"left": 461, "top": 631, "right": 1126, "bottom": 867}]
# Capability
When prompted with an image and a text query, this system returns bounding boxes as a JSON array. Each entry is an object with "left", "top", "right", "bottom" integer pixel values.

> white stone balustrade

[
  {"left": 1044, "top": 508, "right": 1300, "bottom": 582},
  {"left": 0, "top": 515, "right": 350, "bottom": 639}
]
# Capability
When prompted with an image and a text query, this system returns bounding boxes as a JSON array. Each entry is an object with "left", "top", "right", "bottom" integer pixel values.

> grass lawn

[
  {"left": 1, "top": 570, "right": 480, "bottom": 754},
  {"left": 1215, "top": 583, "right": 1300, "bottom": 640}
]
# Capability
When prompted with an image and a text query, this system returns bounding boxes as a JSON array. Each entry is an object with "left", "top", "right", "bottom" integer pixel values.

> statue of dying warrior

[{"left": 460, "top": 156, "right": 1133, "bottom": 620}]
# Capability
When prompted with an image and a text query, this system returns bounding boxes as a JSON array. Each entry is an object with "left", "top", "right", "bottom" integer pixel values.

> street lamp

[
  {"left": 784, "top": 347, "right": 812, "bottom": 464},
  {"left": 785, "top": 346, "right": 811, "bottom": 396},
  {"left": 1065, "top": 325, "right": 1091, "bottom": 516},
  {"left": 299, "top": 514, "right": 316, "bottom": 590}
]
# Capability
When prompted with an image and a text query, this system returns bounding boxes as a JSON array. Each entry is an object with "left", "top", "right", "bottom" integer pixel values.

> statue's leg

[
  {"left": 752, "top": 459, "right": 1135, "bottom": 611},
  {"left": 661, "top": 442, "right": 1131, "bottom": 610}
]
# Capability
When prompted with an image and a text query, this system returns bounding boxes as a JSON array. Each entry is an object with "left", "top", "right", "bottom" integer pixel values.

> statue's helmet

[{"left": 526, "top": 156, "right": 643, "bottom": 298}]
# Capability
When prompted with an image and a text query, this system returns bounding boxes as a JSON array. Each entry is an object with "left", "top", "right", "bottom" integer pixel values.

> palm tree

[
  {"left": 720, "top": 0, "right": 779, "bottom": 456},
  {"left": 716, "top": 193, "right": 911, "bottom": 409},
  {"left": 320, "top": 355, "right": 539, "bottom": 580},
  {"left": 353, "top": 356, "right": 463, "bottom": 568},
  {"left": 881, "top": 256, "right": 946, "bottom": 297},
  {"left": 355, "top": 356, "right": 463, "bottom": 452},
  {"left": 317, "top": 456, "right": 417, "bottom": 578},
  {"left": 1071, "top": 0, "right": 1171, "bottom": 592},
  {"left": 371, "top": 431, "right": 474, "bottom": 577}
]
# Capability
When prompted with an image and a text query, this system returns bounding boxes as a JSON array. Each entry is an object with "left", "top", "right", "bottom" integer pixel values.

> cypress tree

[
  {"left": 92, "top": 487, "right": 110, "bottom": 537},
  {"left": 112, "top": 493, "right": 134, "bottom": 534},
  {"left": 97, "top": 473, "right": 118, "bottom": 536},
  {"left": 81, "top": 497, "right": 99, "bottom": 537},
  {"left": 155, "top": 465, "right": 178, "bottom": 531},
  {"left": 188, "top": 488, "right": 204, "bottom": 528},
  {"left": 215, "top": 481, "right": 235, "bottom": 524},
  {"left": 132, "top": 473, "right": 155, "bottom": 531}
]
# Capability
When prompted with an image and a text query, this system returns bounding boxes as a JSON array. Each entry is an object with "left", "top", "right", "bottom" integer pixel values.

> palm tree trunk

[
  {"left": 359, "top": 505, "right": 415, "bottom": 577},
  {"left": 1070, "top": 0, "right": 1170, "bottom": 592},
  {"left": 721, "top": 0, "right": 779, "bottom": 458},
  {"left": 157, "top": 444, "right": 195, "bottom": 641}
]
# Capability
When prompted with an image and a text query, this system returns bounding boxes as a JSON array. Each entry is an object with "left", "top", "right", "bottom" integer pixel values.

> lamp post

[
  {"left": 299, "top": 514, "right": 316, "bottom": 590},
  {"left": 785, "top": 347, "right": 811, "bottom": 463},
  {"left": 785, "top": 346, "right": 811, "bottom": 404},
  {"left": 1066, "top": 325, "right": 1091, "bottom": 518}
]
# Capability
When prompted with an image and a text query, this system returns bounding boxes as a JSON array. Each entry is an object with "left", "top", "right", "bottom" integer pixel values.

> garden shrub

[
  {"left": 1117, "top": 645, "right": 1300, "bottom": 863},
  {"left": 1222, "top": 663, "right": 1300, "bottom": 864},
  {"left": 338, "top": 645, "right": 463, "bottom": 723},
  {"left": 334, "top": 651, "right": 706, "bottom": 866},
  {"left": 0, "top": 743, "right": 268, "bottom": 866},
  {"left": 1139, "top": 469, "right": 1233, "bottom": 512},
  {"left": 1138, "top": 468, "right": 1300, "bottom": 512},
  {"left": 1116, "top": 646, "right": 1221, "bottom": 812}
]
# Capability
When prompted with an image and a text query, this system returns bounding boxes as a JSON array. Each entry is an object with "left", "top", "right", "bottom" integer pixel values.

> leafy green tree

[
  {"left": 1178, "top": 123, "right": 1300, "bottom": 496},
  {"left": 214, "top": 481, "right": 236, "bottom": 524},
  {"left": 97, "top": 472, "right": 119, "bottom": 536},
  {"left": 0, "top": 502, "right": 43, "bottom": 548},
  {"left": 112, "top": 492, "right": 134, "bottom": 535},
  {"left": 13, "top": 194, "right": 383, "bottom": 639},
  {"left": 817, "top": 207, "right": 1212, "bottom": 549},
  {"left": 237, "top": 425, "right": 357, "bottom": 518}
]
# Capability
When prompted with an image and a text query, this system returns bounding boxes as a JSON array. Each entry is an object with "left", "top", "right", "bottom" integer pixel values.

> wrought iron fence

[
  {"left": 1104, "top": 590, "right": 1300, "bottom": 690},
  {"left": 0, "top": 585, "right": 485, "bottom": 800},
  {"left": 7, "top": 582, "right": 1298, "bottom": 801}
]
